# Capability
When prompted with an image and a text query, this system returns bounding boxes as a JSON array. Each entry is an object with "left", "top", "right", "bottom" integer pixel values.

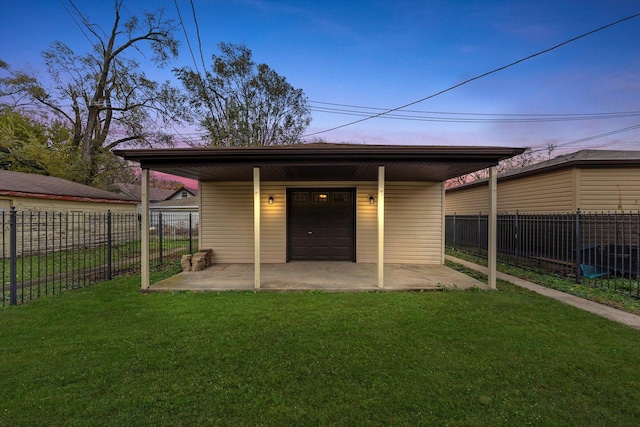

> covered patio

[
  {"left": 115, "top": 143, "right": 525, "bottom": 292},
  {"left": 150, "top": 262, "right": 488, "bottom": 292}
]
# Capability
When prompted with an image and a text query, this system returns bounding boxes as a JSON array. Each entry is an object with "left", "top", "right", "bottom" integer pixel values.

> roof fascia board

[
  {"left": 0, "top": 190, "right": 137, "bottom": 204},
  {"left": 116, "top": 147, "right": 524, "bottom": 166}
]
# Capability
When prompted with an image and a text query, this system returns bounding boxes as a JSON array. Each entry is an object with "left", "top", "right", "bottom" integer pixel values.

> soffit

[{"left": 114, "top": 144, "right": 525, "bottom": 182}]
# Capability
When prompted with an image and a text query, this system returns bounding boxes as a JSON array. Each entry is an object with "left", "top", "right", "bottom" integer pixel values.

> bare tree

[
  {"left": 446, "top": 144, "right": 559, "bottom": 188},
  {"left": 0, "top": 1, "right": 183, "bottom": 185}
]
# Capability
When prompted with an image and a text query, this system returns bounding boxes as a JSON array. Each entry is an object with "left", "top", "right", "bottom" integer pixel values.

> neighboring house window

[{"left": 182, "top": 191, "right": 188, "bottom": 198}]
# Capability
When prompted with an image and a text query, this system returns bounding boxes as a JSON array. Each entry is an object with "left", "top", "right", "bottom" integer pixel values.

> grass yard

[
  {"left": 1, "top": 239, "right": 194, "bottom": 283},
  {"left": 446, "top": 248, "right": 640, "bottom": 315},
  {"left": 2, "top": 264, "right": 640, "bottom": 426}
]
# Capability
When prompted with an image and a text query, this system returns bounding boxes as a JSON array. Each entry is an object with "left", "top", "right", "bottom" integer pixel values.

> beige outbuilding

[
  {"left": 0, "top": 170, "right": 137, "bottom": 257},
  {"left": 0, "top": 170, "right": 136, "bottom": 214},
  {"left": 115, "top": 143, "right": 524, "bottom": 290},
  {"left": 446, "top": 150, "right": 640, "bottom": 215}
]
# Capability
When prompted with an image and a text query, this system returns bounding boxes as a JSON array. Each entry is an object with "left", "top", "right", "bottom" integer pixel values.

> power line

[
  {"left": 528, "top": 123, "right": 640, "bottom": 154},
  {"left": 303, "top": 12, "right": 640, "bottom": 137},
  {"left": 59, "top": 0, "right": 94, "bottom": 47},
  {"left": 173, "top": 0, "right": 221, "bottom": 145},
  {"left": 190, "top": 0, "right": 208, "bottom": 72},
  {"left": 310, "top": 100, "right": 640, "bottom": 118},
  {"left": 309, "top": 104, "right": 640, "bottom": 123},
  {"left": 173, "top": 0, "right": 200, "bottom": 75}
]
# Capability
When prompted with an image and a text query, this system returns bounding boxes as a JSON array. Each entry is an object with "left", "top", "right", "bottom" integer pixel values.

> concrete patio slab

[{"left": 150, "top": 262, "right": 487, "bottom": 292}]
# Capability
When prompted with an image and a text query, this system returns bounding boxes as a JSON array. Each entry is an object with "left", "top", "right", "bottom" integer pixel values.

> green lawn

[
  {"left": 446, "top": 248, "right": 640, "bottom": 315},
  {"left": 2, "top": 264, "right": 640, "bottom": 426},
  {"left": 1, "top": 239, "right": 195, "bottom": 284},
  {"left": 2, "top": 240, "right": 194, "bottom": 306}
]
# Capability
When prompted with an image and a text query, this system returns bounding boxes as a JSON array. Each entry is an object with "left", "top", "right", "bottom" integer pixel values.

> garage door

[{"left": 288, "top": 189, "right": 355, "bottom": 261}]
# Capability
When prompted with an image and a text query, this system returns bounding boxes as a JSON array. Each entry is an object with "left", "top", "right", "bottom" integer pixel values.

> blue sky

[{"left": 1, "top": 0, "right": 639, "bottom": 155}]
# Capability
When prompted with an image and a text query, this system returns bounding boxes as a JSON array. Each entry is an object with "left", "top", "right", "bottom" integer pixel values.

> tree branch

[{"left": 105, "top": 134, "right": 140, "bottom": 150}]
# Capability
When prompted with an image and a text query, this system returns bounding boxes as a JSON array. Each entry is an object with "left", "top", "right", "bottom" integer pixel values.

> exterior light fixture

[
  {"left": 369, "top": 196, "right": 375, "bottom": 205},
  {"left": 268, "top": 196, "right": 274, "bottom": 205}
]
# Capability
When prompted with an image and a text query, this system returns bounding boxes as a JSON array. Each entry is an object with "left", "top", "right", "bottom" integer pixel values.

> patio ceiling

[{"left": 114, "top": 143, "right": 525, "bottom": 182}]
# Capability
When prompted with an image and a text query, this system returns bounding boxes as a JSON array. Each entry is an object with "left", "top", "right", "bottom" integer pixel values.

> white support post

[
  {"left": 141, "top": 168, "right": 150, "bottom": 290},
  {"left": 377, "top": 166, "right": 385, "bottom": 288},
  {"left": 488, "top": 166, "right": 497, "bottom": 290},
  {"left": 441, "top": 182, "right": 446, "bottom": 264},
  {"left": 253, "top": 167, "right": 261, "bottom": 289}
]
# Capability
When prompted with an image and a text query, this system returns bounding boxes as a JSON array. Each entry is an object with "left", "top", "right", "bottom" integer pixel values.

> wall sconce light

[
  {"left": 369, "top": 196, "right": 375, "bottom": 205},
  {"left": 268, "top": 196, "right": 274, "bottom": 205}
]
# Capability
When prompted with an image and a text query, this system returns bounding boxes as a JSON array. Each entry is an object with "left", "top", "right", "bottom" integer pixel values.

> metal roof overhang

[{"left": 114, "top": 145, "right": 525, "bottom": 182}]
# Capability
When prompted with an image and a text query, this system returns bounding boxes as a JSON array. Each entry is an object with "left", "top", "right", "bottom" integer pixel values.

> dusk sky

[{"left": 1, "top": 0, "right": 639, "bottom": 157}]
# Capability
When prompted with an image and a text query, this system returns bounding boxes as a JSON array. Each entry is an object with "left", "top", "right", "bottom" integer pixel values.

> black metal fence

[
  {"left": 446, "top": 210, "right": 640, "bottom": 298},
  {"left": 1, "top": 208, "right": 198, "bottom": 306}
]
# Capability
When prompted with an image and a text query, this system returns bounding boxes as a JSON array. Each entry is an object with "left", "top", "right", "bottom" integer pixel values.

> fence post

[
  {"left": 158, "top": 211, "right": 163, "bottom": 265},
  {"left": 9, "top": 207, "right": 17, "bottom": 305},
  {"left": 189, "top": 212, "right": 193, "bottom": 254},
  {"left": 445, "top": 212, "right": 456, "bottom": 249},
  {"left": 575, "top": 208, "right": 581, "bottom": 283},
  {"left": 515, "top": 210, "right": 520, "bottom": 261},
  {"left": 477, "top": 212, "right": 481, "bottom": 255},
  {"left": 107, "top": 210, "right": 112, "bottom": 280}
]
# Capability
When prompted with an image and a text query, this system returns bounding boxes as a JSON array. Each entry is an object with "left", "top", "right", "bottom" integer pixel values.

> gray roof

[
  {"left": 0, "top": 170, "right": 135, "bottom": 202},
  {"left": 166, "top": 186, "right": 198, "bottom": 199},
  {"left": 113, "top": 183, "right": 198, "bottom": 202},
  {"left": 113, "top": 183, "right": 177, "bottom": 202},
  {"left": 447, "top": 149, "right": 640, "bottom": 192}
]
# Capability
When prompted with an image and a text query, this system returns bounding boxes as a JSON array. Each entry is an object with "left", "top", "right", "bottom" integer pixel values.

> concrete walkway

[{"left": 446, "top": 255, "right": 640, "bottom": 330}]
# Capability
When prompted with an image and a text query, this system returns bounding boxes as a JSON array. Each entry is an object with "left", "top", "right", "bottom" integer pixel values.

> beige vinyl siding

[
  {"left": 200, "top": 182, "right": 254, "bottom": 263},
  {"left": 579, "top": 167, "right": 640, "bottom": 212},
  {"left": 200, "top": 180, "right": 443, "bottom": 264},
  {"left": 445, "top": 186, "right": 488, "bottom": 215},
  {"left": 356, "top": 184, "right": 378, "bottom": 262},
  {"left": 260, "top": 183, "right": 287, "bottom": 263},
  {"left": 446, "top": 169, "right": 575, "bottom": 214},
  {"left": 384, "top": 182, "right": 442, "bottom": 264},
  {"left": 441, "top": 184, "right": 446, "bottom": 264},
  {"left": 497, "top": 169, "right": 574, "bottom": 213},
  {"left": 200, "top": 181, "right": 375, "bottom": 263}
]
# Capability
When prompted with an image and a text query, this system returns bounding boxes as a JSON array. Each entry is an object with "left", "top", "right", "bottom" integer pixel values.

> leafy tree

[
  {"left": 0, "top": 108, "right": 136, "bottom": 187},
  {"left": 1, "top": 108, "right": 50, "bottom": 174},
  {"left": 0, "top": 0, "right": 183, "bottom": 185},
  {"left": 175, "top": 42, "right": 311, "bottom": 146}
]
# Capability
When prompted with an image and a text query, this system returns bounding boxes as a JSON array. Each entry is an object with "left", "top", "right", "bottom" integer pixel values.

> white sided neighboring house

[{"left": 149, "top": 196, "right": 199, "bottom": 233}]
